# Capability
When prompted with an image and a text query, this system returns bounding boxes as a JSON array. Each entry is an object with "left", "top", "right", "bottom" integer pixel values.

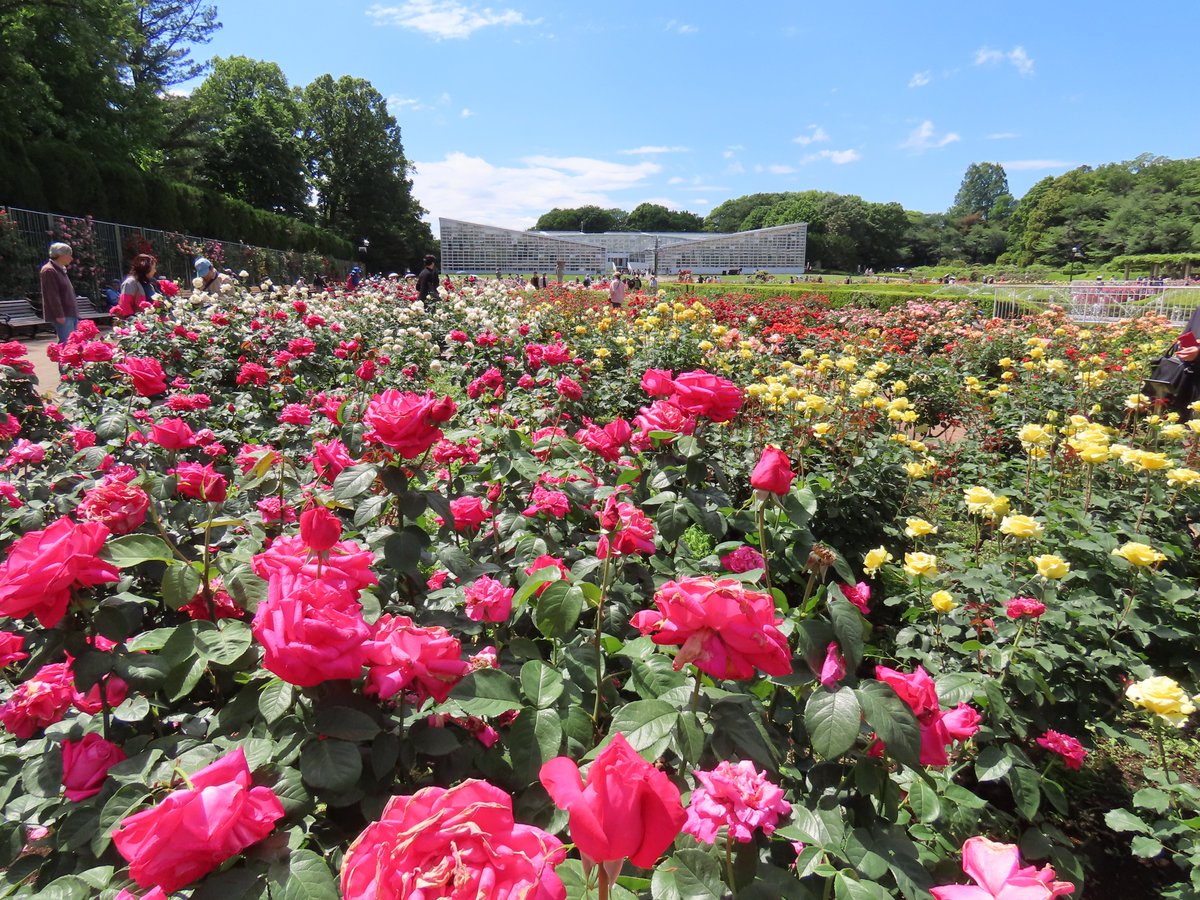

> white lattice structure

[{"left": 439, "top": 218, "right": 807, "bottom": 275}]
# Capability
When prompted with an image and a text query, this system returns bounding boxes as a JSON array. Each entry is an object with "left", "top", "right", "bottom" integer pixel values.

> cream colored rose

[{"left": 964, "top": 486, "right": 995, "bottom": 514}]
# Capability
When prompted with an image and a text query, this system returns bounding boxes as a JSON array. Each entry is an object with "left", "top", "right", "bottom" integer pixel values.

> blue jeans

[{"left": 52, "top": 317, "right": 78, "bottom": 343}]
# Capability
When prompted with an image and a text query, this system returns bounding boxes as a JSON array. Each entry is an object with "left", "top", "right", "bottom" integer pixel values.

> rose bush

[{"left": 0, "top": 279, "right": 1195, "bottom": 897}]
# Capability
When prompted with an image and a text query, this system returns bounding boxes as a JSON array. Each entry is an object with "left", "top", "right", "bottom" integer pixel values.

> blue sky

[{"left": 184, "top": 1, "right": 1200, "bottom": 232}]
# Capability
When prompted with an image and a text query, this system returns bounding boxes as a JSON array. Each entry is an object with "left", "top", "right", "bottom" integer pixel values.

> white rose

[
  {"left": 193, "top": 277, "right": 205, "bottom": 290},
  {"left": 239, "top": 270, "right": 250, "bottom": 279}
]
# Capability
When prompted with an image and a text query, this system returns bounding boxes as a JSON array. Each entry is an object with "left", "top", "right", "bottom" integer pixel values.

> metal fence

[
  {"left": 2, "top": 205, "right": 355, "bottom": 300},
  {"left": 987, "top": 282, "right": 1200, "bottom": 326}
]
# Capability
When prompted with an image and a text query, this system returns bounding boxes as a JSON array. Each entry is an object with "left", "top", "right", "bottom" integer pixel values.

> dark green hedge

[{"left": 0, "top": 139, "right": 352, "bottom": 258}]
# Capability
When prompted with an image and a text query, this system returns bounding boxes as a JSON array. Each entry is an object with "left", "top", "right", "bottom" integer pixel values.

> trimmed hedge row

[{"left": 0, "top": 139, "right": 352, "bottom": 258}]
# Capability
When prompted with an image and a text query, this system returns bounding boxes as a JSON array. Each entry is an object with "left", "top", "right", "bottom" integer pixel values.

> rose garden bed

[{"left": 0, "top": 280, "right": 1196, "bottom": 899}]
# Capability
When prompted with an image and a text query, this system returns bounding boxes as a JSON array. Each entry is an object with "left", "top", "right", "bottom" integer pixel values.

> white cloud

[
  {"left": 988, "top": 132, "right": 1019, "bottom": 140},
  {"left": 900, "top": 120, "right": 960, "bottom": 152},
  {"left": 908, "top": 70, "right": 931, "bottom": 88},
  {"left": 366, "top": 1, "right": 537, "bottom": 40},
  {"left": 726, "top": 161, "right": 745, "bottom": 174},
  {"left": 460, "top": 108, "right": 473, "bottom": 117},
  {"left": 823, "top": 148, "right": 861, "bottom": 164},
  {"left": 975, "top": 45, "right": 1035, "bottom": 77},
  {"left": 722, "top": 145, "right": 744, "bottom": 160},
  {"left": 793, "top": 125, "right": 829, "bottom": 146},
  {"left": 618, "top": 145, "right": 689, "bottom": 155},
  {"left": 411, "top": 152, "right": 660, "bottom": 231},
  {"left": 665, "top": 19, "right": 697, "bottom": 34},
  {"left": 694, "top": 198, "right": 709, "bottom": 206},
  {"left": 1000, "top": 159, "right": 1076, "bottom": 171},
  {"left": 388, "top": 95, "right": 429, "bottom": 113},
  {"left": 767, "top": 164, "right": 797, "bottom": 175}
]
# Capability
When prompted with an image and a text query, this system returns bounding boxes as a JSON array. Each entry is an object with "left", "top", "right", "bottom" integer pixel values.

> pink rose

[
  {"left": 931, "top": 836, "right": 1075, "bottom": 900},
  {"left": 115, "top": 357, "right": 168, "bottom": 396},
  {"left": 362, "top": 615, "right": 469, "bottom": 704},
  {"left": 640, "top": 368, "right": 675, "bottom": 397},
  {"left": 309, "top": 438, "right": 355, "bottom": 481},
  {"left": 278, "top": 403, "right": 313, "bottom": 425},
  {"left": 630, "top": 577, "right": 791, "bottom": 680},
  {"left": 463, "top": 575, "right": 515, "bottom": 623},
  {"left": 252, "top": 534, "right": 377, "bottom": 604},
  {"left": 670, "top": 370, "right": 744, "bottom": 422},
  {"left": 682, "top": 759, "right": 791, "bottom": 844},
  {"left": 148, "top": 418, "right": 197, "bottom": 450},
  {"left": 596, "top": 496, "right": 656, "bottom": 558},
  {"left": 171, "top": 462, "right": 228, "bottom": 503},
  {"left": 541, "top": 732, "right": 685, "bottom": 869},
  {"left": 0, "top": 517, "right": 119, "bottom": 627},
  {"left": 73, "top": 673, "right": 129, "bottom": 714},
  {"left": 750, "top": 446, "right": 795, "bottom": 495},
  {"left": 813, "top": 642, "right": 846, "bottom": 688},
  {"left": 523, "top": 485, "right": 571, "bottom": 519},
  {"left": 449, "top": 496, "right": 491, "bottom": 533},
  {"left": 839, "top": 582, "right": 871, "bottom": 615},
  {"left": 555, "top": 376, "right": 583, "bottom": 400},
  {"left": 62, "top": 732, "right": 126, "bottom": 800},
  {"left": 341, "top": 779, "right": 566, "bottom": 900},
  {"left": 721, "top": 546, "right": 765, "bottom": 574},
  {"left": 1036, "top": 730, "right": 1087, "bottom": 770},
  {"left": 112, "top": 748, "right": 284, "bottom": 893},
  {"left": 1006, "top": 597, "right": 1046, "bottom": 619},
  {"left": 0, "top": 631, "right": 28, "bottom": 667},
  {"left": 364, "top": 390, "right": 457, "bottom": 458},
  {"left": 252, "top": 581, "right": 370, "bottom": 687},
  {"left": 300, "top": 506, "right": 342, "bottom": 552},
  {"left": 632, "top": 400, "right": 696, "bottom": 447}
]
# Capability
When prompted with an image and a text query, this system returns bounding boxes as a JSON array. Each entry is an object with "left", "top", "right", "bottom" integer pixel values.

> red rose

[
  {"left": 541, "top": 732, "right": 685, "bottom": 868},
  {"left": 364, "top": 390, "right": 457, "bottom": 458},
  {"left": 62, "top": 732, "right": 126, "bottom": 801},
  {"left": 77, "top": 479, "right": 150, "bottom": 535},
  {"left": 596, "top": 497, "right": 656, "bottom": 558},
  {"left": 252, "top": 581, "right": 370, "bottom": 686},
  {"left": 341, "top": 779, "right": 566, "bottom": 900},
  {"left": 750, "top": 446, "right": 795, "bottom": 495},
  {"left": 0, "top": 517, "right": 119, "bottom": 627},
  {"left": 670, "top": 370, "right": 744, "bottom": 422},
  {"left": 112, "top": 748, "right": 284, "bottom": 893},
  {"left": 115, "top": 357, "right": 167, "bottom": 396}
]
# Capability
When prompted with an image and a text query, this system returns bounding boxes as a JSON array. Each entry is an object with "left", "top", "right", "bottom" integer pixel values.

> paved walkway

[{"left": 17, "top": 336, "right": 61, "bottom": 397}]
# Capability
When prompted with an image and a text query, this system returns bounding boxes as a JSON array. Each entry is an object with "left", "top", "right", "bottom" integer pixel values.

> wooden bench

[
  {"left": 75, "top": 295, "right": 112, "bottom": 325},
  {"left": 0, "top": 299, "right": 48, "bottom": 340}
]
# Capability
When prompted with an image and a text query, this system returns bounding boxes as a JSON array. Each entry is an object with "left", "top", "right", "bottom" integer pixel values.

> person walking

[
  {"left": 40, "top": 242, "right": 77, "bottom": 344},
  {"left": 609, "top": 274, "right": 625, "bottom": 309},
  {"left": 416, "top": 254, "right": 438, "bottom": 303}
]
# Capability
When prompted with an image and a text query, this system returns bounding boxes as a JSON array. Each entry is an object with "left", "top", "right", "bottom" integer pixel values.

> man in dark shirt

[
  {"left": 40, "top": 242, "right": 77, "bottom": 343},
  {"left": 416, "top": 254, "right": 438, "bottom": 303}
]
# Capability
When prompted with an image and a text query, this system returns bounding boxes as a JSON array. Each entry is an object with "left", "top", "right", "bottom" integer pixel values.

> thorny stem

[
  {"left": 592, "top": 554, "right": 614, "bottom": 724},
  {"left": 755, "top": 499, "right": 774, "bottom": 593}
]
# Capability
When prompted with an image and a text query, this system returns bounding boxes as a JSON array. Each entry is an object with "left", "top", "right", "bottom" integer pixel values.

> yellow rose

[
  {"left": 964, "top": 486, "right": 995, "bottom": 514},
  {"left": 1167, "top": 468, "right": 1200, "bottom": 487},
  {"left": 1137, "top": 452, "right": 1171, "bottom": 472},
  {"left": 1112, "top": 542, "right": 1166, "bottom": 567},
  {"left": 863, "top": 547, "right": 892, "bottom": 575},
  {"left": 904, "top": 517, "right": 938, "bottom": 538},
  {"left": 990, "top": 495, "right": 1011, "bottom": 518},
  {"left": 905, "top": 462, "right": 929, "bottom": 479},
  {"left": 1018, "top": 423, "right": 1053, "bottom": 447},
  {"left": 1126, "top": 675, "right": 1197, "bottom": 727},
  {"left": 903, "top": 552, "right": 939, "bottom": 578},
  {"left": 999, "top": 515, "right": 1044, "bottom": 539},
  {"left": 1030, "top": 554, "right": 1070, "bottom": 579},
  {"left": 930, "top": 590, "right": 957, "bottom": 613}
]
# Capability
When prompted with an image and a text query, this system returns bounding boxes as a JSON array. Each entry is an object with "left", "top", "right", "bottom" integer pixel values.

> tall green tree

[
  {"left": 624, "top": 203, "right": 705, "bottom": 232},
  {"left": 534, "top": 206, "right": 627, "bottom": 232},
  {"left": 191, "top": 56, "right": 308, "bottom": 216},
  {"left": 949, "top": 162, "right": 1013, "bottom": 222},
  {"left": 128, "top": 0, "right": 220, "bottom": 92},
  {"left": 302, "top": 74, "right": 429, "bottom": 269}
]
